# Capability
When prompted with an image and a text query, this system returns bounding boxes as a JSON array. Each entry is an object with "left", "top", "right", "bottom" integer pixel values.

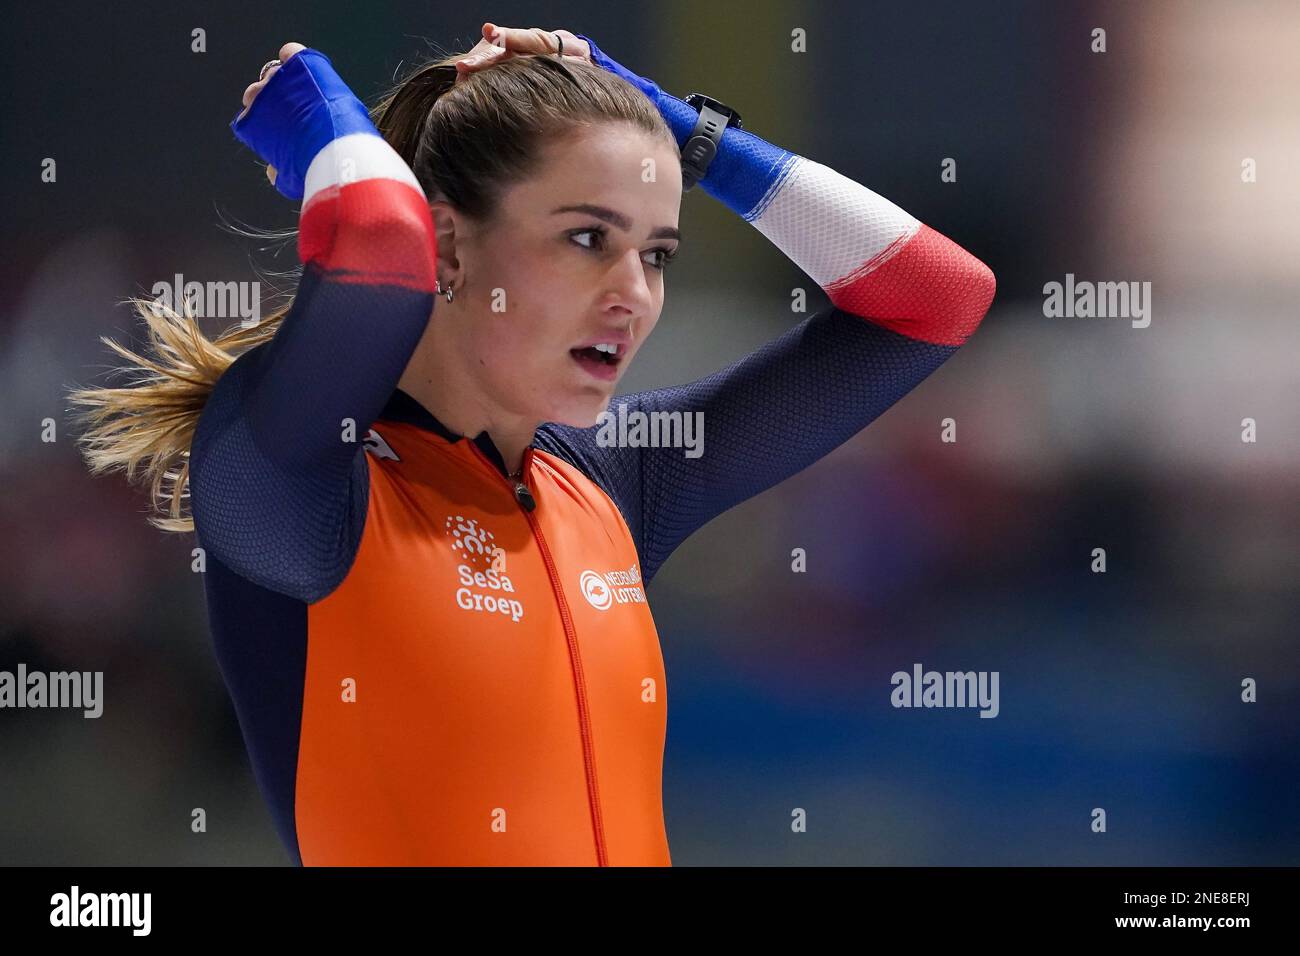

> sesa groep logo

[
  {"left": 579, "top": 565, "right": 646, "bottom": 610},
  {"left": 443, "top": 515, "right": 524, "bottom": 623}
]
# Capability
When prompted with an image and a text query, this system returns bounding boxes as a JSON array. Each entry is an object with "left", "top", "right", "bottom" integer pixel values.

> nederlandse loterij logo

[
  {"left": 580, "top": 570, "right": 613, "bottom": 609},
  {"left": 443, "top": 515, "right": 523, "bottom": 623},
  {"left": 579, "top": 565, "right": 646, "bottom": 610}
]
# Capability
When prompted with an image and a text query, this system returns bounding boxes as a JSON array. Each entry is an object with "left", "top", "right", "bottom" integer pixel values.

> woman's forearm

[
  {"left": 191, "top": 49, "right": 437, "bottom": 602},
  {"left": 579, "top": 35, "right": 996, "bottom": 347},
  {"left": 222, "top": 48, "right": 438, "bottom": 468}
]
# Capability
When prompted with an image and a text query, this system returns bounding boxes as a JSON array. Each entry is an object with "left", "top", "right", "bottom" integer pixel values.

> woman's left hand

[{"left": 455, "top": 21, "right": 591, "bottom": 83}]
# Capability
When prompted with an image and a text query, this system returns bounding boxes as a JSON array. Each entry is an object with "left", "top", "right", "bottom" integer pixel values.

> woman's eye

[
  {"left": 646, "top": 248, "right": 680, "bottom": 271},
  {"left": 571, "top": 228, "right": 604, "bottom": 250},
  {"left": 570, "top": 229, "right": 675, "bottom": 271}
]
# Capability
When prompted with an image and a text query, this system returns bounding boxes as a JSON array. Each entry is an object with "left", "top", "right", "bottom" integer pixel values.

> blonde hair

[{"left": 70, "top": 48, "right": 677, "bottom": 532}]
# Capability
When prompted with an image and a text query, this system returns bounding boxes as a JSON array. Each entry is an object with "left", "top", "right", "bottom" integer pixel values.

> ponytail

[{"left": 72, "top": 44, "right": 676, "bottom": 532}]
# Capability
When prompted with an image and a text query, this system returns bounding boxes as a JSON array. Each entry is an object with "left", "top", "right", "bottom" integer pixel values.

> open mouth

[{"left": 570, "top": 342, "right": 623, "bottom": 380}]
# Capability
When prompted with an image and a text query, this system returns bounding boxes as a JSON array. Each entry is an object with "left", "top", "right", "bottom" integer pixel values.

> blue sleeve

[
  {"left": 574, "top": 33, "right": 784, "bottom": 217},
  {"left": 189, "top": 50, "right": 437, "bottom": 603}
]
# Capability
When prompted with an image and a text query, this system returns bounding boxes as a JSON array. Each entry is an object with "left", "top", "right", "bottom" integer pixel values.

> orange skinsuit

[{"left": 299, "top": 419, "right": 670, "bottom": 865}]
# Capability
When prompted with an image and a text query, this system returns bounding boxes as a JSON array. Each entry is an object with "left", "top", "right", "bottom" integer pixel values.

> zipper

[{"left": 466, "top": 442, "right": 610, "bottom": 866}]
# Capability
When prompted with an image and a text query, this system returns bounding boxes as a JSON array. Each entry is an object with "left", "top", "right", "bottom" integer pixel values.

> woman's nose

[{"left": 606, "top": 248, "right": 654, "bottom": 312}]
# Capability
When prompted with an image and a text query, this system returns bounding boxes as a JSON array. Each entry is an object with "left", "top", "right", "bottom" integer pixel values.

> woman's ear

[{"left": 429, "top": 200, "right": 464, "bottom": 287}]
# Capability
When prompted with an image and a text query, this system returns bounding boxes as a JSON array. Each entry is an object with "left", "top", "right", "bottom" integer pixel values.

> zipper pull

[{"left": 513, "top": 481, "right": 536, "bottom": 512}]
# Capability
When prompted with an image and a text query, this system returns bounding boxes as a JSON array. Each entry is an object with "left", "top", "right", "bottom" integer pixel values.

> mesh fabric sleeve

[
  {"left": 189, "top": 49, "right": 437, "bottom": 603},
  {"left": 534, "top": 308, "right": 965, "bottom": 586}
]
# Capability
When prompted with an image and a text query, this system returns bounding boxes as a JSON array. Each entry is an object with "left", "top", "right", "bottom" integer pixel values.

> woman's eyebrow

[{"left": 551, "top": 203, "right": 681, "bottom": 242}]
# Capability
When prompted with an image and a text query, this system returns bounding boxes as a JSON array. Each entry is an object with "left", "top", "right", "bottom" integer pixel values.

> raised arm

[
  {"left": 535, "top": 36, "right": 995, "bottom": 585},
  {"left": 189, "top": 46, "right": 437, "bottom": 602}
]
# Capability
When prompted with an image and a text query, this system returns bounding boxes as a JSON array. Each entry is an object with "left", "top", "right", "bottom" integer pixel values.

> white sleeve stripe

[
  {"left": 750, "top": 156, "right": 920, "bottom": 289},
  {"left": 302, "top": 133, "right": 424, "bottom": 206}
]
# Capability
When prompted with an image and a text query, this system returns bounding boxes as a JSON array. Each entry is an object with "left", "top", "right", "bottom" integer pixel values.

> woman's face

[{"left": 448, "top": 122, "right": 683, "bottom": 428}]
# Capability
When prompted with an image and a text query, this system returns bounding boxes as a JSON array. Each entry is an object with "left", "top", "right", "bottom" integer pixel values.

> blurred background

[{"left": 1, "top": 0, "right": 1296, "bottom": 865}]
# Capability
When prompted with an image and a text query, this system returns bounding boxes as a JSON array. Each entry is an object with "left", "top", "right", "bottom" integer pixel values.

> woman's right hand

[
  {"left": 238, "top": 41, "right": 307, "bottom": 186},
  {"left": 454, "top": 22, "right": 590, "bottom": 84}
]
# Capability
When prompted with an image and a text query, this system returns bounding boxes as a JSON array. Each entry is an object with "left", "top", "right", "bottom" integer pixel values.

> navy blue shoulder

[
  {"left": 531, "top": 305, "right": 961, "bottom": 586},
  {"left": 190, "top": 341, "right": 371, "bottom": 604}
]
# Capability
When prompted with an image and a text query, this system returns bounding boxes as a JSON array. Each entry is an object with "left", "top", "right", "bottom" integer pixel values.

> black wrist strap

[{"left": 681, "top": 102, "right": 731, "bottom": 192}]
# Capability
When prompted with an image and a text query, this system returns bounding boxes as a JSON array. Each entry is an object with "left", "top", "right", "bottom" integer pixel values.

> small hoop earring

[{"left": 435, "top": 280, "right": 454, "bottom": 304}]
